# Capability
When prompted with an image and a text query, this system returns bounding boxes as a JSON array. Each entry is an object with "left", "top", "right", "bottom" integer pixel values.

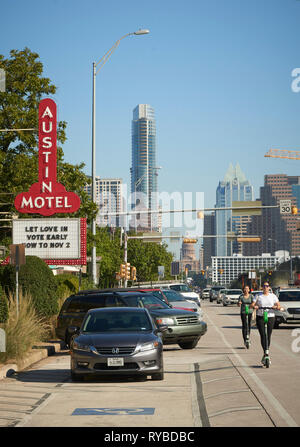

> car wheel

[
  {"left": 151, "top": 371, "right": 164, "bottom": 381},
  {"left": 223, "top": 303, "right": 227, "bottom": 306},
  {"left": 178, "top": 338, "right": 199, "bottom": 349},
  {"left": 274, "top": 321, "right": 280, "bottom": 329},
  {"left": 71, "top": 371, "right": 84, "bottom": 382}
]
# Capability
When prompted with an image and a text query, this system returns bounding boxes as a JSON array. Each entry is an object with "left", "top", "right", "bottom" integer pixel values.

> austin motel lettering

[{"left": 14, "top": 99, "right": 80, "bottom": 216}]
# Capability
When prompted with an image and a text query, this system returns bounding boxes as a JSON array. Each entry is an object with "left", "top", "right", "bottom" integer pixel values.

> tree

[{"left": 127, "top": 238, "right": 173, "bottom": 282}]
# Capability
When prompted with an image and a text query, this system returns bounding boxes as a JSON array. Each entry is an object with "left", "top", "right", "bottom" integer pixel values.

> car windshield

[
  {"left": 279, "top": 291, "right": 300, "bottom": 302},
  {"left": 170, "top": 284, "right": 191, "bottom": 292},
  {"left": 82, "top": 310, "right": 152, "bottom": 333},
  {"left": 122, "top": 294, "right": 170, "bottom": 310},
  {"left": 163, "top": 290, "right": 185, "bottom": 302}
]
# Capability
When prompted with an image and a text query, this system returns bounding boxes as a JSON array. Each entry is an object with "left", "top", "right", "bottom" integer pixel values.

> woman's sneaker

[{"left": 261, "top": 355, "right": 266, "bottom": 365}]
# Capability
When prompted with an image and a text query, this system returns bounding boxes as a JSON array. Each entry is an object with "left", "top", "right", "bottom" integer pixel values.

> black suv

[{"left": 56, "top": 290, "right": 207, "bottom": 350}]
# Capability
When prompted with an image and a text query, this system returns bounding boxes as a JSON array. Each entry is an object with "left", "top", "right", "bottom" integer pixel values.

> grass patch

[{"left": 0, "top": 291, "right": 50, "bottom": 365}]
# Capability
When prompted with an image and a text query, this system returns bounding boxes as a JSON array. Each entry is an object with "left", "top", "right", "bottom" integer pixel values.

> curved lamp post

[{"left": 91, "top": 29, "right": 150, "bottom": 285}]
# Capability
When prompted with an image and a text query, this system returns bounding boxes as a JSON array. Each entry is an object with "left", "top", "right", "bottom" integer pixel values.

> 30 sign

[{"left": 14, "top": 99, "right": 81, "bottom": 216}]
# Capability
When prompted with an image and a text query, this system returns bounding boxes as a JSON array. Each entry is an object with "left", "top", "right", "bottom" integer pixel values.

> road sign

[
  {"left": 171, "top": 261, "right": 180, "bottom": 276},
  {"left": 280, "top": 200, "right": 292, "bottom": 214}
]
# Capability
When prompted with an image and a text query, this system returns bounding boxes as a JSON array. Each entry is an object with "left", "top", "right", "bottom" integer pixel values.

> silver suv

[{"left": 274, "top": 289, "right": 300, "bottom": 328}]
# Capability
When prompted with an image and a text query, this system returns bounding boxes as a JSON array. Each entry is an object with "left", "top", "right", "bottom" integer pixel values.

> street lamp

[{"left": 91, "top": 29, "right": 150, "bottom": 285}]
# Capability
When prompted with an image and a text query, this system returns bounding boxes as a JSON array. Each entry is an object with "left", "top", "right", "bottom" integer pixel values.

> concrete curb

[{"left": 0, "top": 340, "right": 65, "bottom": 380}]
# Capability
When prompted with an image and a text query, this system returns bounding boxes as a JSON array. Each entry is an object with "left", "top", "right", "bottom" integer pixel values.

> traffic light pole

[{"left": 124, "top": 232, "right": 128, "bottom": 287}]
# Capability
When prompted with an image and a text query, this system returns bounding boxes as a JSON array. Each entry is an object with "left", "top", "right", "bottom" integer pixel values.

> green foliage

[
  {"left": 0, "top": 256, "right": 58, "bottom": 317},
  {"left": 0, "top": 284, "right": 8, "bottom": 323},
  {"left": 127, "top": 237, "right": 173, "bottom": 282},
  {"left": 95, "top": 227, "right": 124, "bottom": 288},
  {"left": 54, "top": 273, "right": 79, "bottom": 299}
]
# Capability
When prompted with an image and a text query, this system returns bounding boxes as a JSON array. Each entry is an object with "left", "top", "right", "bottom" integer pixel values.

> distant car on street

[
  {"left": 222, "top": 289, "right": 243, "bottom": 306},
  {"left": 201, "top": 289, "right": 211, "bottom": 300},
  {"left": 216, "top": 289, "right": 226, "bottom": 304},
  {"left": 273, "top": 288, "right": 300, "bottom": 328},
  {"left": 210, "top": 286, "right": 225, "bottom": 302}
]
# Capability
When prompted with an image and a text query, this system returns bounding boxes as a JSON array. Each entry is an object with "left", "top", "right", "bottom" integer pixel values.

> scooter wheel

[
  {"left": 245, "top": 341, "right": 250, "bottom": 349},
  {"left": 265, "top": 357, "right": 270, "bottom": 368}
]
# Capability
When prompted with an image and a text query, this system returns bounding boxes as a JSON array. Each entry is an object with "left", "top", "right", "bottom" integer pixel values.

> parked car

[
  {"left": 56, "top": 290, "right": 207, "bottom": 350},
  {"left": 209, "top": 286, "right": 225, "bottom": 302},
  {"left": 273, "top": 289, "right": 300, "bottom": 328},
  {"left": 69, "top": 307, "right": 165, "bottom": 382},
  {"left": 216, "top": 289, "right": 226, "bottom": 304},
  {"left": 152, "top": 289, "right": 201, "bottom": 313},
  {"left": 222, "top": 289, "right": 243, "bottom": 306},
  {"left": 201, "top": 288, "right": 211, "bottom": 300},
  {"left": 157, "top": 283, "right": 201, "bottom": 306},
  {"left": 113, "top": 287, "right": 201, "bottom": 314}
]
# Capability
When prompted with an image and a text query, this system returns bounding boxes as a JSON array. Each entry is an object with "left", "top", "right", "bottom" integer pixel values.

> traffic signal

[
  {"left": 130, "top": 266, "right": 137, "bottom": 281},
  {"left": 120, "top": 264, "right": 126, "bottom": 278},
  {"left": 183, "top": 238, "right": 198, "bottom": 243},
  {"left": 268, "top": 271, "right": 273, "bottom": 275},
  {"left": 201, "top": 270, "right": 205, "bottom": 275},
  {"left": 125, "top": 262, "right": 131, "bottom": 280},
  {"left": 219, "top": 269, "right": 224, "bottom": 275},
  {"left": 292, "top": 206, "right": 298, "bottom": 215}
]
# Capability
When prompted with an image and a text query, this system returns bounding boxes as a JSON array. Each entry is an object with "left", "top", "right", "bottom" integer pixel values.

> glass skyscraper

[
  {"left": 215, "top": 163, "right": 254, "bottom": 256},
  {"left": 130, "top": 104, "right": 158, "bottom": 230}
]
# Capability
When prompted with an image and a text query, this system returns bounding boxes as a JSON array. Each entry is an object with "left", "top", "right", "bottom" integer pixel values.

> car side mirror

[
  {"left": 155, "top": 325, "right": 168, "bottom": 334},
  {"left": 68, "top": 326, "right": 80, "bottom": 335}
]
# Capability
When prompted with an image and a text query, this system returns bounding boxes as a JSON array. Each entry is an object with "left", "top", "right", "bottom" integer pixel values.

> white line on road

[{"left": 205, "top": 311, "right": 298, "bottom": 427}]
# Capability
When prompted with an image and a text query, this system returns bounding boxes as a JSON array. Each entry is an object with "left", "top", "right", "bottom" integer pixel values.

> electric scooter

[
  {"left": 260, "top": 306, "right": 273, "bottom": 368},
  {"left": 244, "top": 304, "right": 250, "bottom": 349}
]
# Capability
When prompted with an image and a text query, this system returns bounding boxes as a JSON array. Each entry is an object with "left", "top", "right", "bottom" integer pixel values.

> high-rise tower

[
  {"left": 130, "top": 104, "right": 158, "bottom": 230},
  {"left": 215, "top": 163, "right": 254, "bottom": 256}
]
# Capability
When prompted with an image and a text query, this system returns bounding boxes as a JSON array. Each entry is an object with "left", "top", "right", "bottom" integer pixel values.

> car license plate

[{"left": 107, "top": 358, "right": 124, "bottom": 367}]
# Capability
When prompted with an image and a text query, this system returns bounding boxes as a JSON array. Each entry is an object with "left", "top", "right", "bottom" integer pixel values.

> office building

[
  {"left": 244, "top": 174, "right": 300, "bottom": 256},
  {"left": 212, "top": 254, "right": 279, "bottom": 287},
  {"left": 215, "top": 163, "right": 254, "bottom": 256},
  {"left": 84, "top": 177, "right": 124, "bottom": 227},
  {"left": 203, "top": 213, "right": 216, "bottom": 269},
  {"left": 130, "top": 104, "right": 158, "bottom": 231}
]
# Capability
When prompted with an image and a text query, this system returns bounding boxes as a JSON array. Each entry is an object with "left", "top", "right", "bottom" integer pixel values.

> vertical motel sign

[{"left": 14, "top": 98, "right": 81, "bottom": 215}]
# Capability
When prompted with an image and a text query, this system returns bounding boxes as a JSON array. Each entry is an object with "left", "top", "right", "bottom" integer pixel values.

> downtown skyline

[{"left": 1, "top": 0, "right": 300, "bottom": 212}]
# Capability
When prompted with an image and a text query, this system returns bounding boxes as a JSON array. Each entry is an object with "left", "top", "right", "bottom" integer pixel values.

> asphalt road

[{"left": 0, "top": 300, "right": 299, "bottom": 428}]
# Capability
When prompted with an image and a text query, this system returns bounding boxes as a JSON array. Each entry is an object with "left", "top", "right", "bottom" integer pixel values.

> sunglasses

[{"left": 263, "top": 285, "right": 269, "bottom": 287}]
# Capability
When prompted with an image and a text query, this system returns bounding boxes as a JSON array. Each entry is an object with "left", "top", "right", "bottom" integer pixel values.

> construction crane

[{"left": 264, "top": 149, "right": 300, "bottom": 160}]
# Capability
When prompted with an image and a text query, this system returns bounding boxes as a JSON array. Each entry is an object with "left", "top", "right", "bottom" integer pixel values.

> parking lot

[{"left": 0, "top": 300, "right": 299, "bottom": 427}]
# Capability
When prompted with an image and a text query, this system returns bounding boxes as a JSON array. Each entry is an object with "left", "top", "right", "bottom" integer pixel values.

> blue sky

[{"left": 1, "top": 0, "right": 300, "bottom": 219}]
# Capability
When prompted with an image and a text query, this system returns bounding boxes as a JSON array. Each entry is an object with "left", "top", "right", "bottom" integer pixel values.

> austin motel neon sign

[{"left": 14, "top": 98, "right": 81, "bottom": 216}]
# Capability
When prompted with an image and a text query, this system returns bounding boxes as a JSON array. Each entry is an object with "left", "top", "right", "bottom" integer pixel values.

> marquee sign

[
  {"left": 12, "top": 218, "right": 87, "bottom": 266},
  {"left": 14, "top": 98, "right": 81, "bottom": 216}
]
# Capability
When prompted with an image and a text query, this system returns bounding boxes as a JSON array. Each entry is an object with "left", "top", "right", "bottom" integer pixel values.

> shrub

[
  {"left": 0, "top": 256, "right": 58, "bottom": 318},
  {"left": 54, "top": 273, "right": 79, "bottom": 299},
  {"left": 0, "top": 291, "right": 50, "bottom": 365},
  {"left": 0, "top": 285, "right": 8, "bottom": 323}
]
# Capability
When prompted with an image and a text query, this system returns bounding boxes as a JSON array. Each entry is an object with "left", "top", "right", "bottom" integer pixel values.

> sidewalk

[{"left": 0, "top": 340, "right": 66, "bottom": 380}]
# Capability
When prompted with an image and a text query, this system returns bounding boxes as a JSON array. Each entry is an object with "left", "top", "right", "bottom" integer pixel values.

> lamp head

[{"left": 134, "top": 29, "right": 150, "bottom": 35}]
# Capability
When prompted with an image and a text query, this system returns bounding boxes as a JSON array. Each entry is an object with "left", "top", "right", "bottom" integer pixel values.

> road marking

[{"left": 205, "top": 310, "right": 299, "bottom": 427}]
